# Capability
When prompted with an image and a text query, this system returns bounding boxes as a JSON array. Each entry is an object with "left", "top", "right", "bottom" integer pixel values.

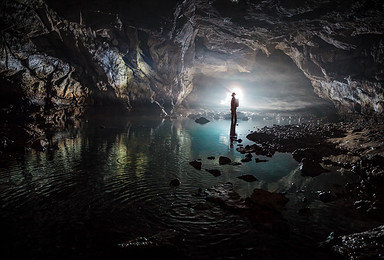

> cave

[
  {"left": 1, "top": 0, "right": 384, "bottom": 259},
  {"left": 185, "top": 49, "right": 335, "bottom": 114}
]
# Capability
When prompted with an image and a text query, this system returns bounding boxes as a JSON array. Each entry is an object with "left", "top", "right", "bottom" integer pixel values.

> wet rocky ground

[{"left": 243, "top": 115, "right": 384, "bottom": 259}]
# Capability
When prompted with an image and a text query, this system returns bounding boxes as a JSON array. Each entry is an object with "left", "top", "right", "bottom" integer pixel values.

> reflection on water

[{"left": 0, "top": 116, "right": 380, "bottom": 259}]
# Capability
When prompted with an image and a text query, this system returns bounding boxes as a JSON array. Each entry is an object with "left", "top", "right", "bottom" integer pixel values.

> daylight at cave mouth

[{"left": 1, "top": 0, "right": 384, "bottom": 259}]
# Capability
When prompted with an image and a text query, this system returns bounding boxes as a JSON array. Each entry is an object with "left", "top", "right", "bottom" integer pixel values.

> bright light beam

[{"left": 220, "top": 85, "right": 244, "bottom": 106}]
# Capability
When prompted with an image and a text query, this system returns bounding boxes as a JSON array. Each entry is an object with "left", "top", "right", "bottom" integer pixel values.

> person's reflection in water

[
  {"left": 230, "top": 119, "right": 237, "bottom": 147},
  {"left": 230, "top": 92, "right": 238, "bottom": 147}
]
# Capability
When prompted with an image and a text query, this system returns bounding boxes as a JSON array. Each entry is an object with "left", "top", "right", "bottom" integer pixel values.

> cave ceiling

[{"left": 1, "top": 0, "right": 383, "bottom": 117}]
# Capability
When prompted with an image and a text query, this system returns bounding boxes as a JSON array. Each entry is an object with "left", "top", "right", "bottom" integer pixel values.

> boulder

[
  {"left": 205, "top": 183, "right": 247, "bottom": 213},
  {"left": 195, "top": 117, "right": 210, "bottom": 124},
  {"left": 237, "top": 175, "right": 258, "bottom": 182},
  {"left": 189, "top": 160, "right": 202, "bottom": 170},
  {"left": 169, "top": 178, "right": 181, "bottom": 186},
  {"left": 241, "top": 157, "right": 252, "bottom": 162},
  {"left": 205, "top": 169, "right": 221, "bottom": 177},
  {"left": 205, "top": 183, "right": 290, "bottom": 231},
  {"left": 248, "top": 189, "right": 289, "bottom": 212},
  {"left": 300, "top": 158, "right": 329, "bottom": 177},
  {"left": 219, "top": 156, "right": 231, "bottom": 165}
]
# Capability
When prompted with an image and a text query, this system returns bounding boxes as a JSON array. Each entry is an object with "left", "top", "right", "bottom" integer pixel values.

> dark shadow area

[{"left": 45, "top": 0, "right": 181, "bottom": 29}]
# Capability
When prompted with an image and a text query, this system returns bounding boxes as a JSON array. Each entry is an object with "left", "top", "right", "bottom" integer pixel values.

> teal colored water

[{"left": 0, "top": 116, "right": 379, "bottom": 259}]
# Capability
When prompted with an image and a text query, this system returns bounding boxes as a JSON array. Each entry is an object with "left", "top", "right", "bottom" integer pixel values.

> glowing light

[{"left": 220, "top": 85, "right": 244, "bottom": 106}]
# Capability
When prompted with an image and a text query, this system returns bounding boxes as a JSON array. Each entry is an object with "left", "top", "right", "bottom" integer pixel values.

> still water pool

[{"left": 0, "top": 115, "right": 379, "bottom": 259}]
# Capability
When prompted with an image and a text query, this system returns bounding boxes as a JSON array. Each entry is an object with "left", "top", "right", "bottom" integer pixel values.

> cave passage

[
  {"left": 185, "top": 50, "right": 334, "bottom": 114},
  {"left": 1, "top": 0, "right": 384, "bottom": 259}
]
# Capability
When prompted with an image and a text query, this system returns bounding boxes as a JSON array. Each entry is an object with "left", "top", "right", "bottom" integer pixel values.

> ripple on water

[{"left": 1, "top": 117, "right": 380, "bottom": 259}]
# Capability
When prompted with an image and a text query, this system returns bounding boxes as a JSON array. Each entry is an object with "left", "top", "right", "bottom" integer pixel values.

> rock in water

[
  {"left": 205, "top": 169, "right": 221, "bottom": 177},
  {"left": 205, "top": 183, "right": 246, "bottom": 212},
  {"left": 195, "top": 117, "right": 210, "bottom": 124},
  {"left": 248, "top": 189, "right": 289, "bottom": 212},
  {"left": 237, "top": 175, "right": 258, "bottom": 182},
  {"left": 241, "top": 157, "right": 252, "bottom": 162},
  {"left": 189, "top": 160, "right": 202, "bottom": 170},
  {"left": 219, "top": 156, "right": 231, "bottom": 165},
  {"left": 205, "top": 183, "right": 290, "bottom": 231},
  {"left": 169, "top": 178, "right": 181, "bottom": 186}
]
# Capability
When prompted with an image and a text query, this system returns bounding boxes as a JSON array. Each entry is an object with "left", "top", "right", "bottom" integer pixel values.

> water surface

[{"left": 0, "top": 115, "right": 379, "bottom": 259}]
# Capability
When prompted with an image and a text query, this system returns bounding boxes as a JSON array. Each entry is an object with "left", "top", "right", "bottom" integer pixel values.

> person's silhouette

[{"left": 230, "top": 92, "right": 238, "bottom": 125}]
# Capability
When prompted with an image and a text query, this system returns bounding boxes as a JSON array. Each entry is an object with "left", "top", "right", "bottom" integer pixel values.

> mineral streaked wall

[{"left": 1, "top": 0, "right": 383, "bottom": 120}]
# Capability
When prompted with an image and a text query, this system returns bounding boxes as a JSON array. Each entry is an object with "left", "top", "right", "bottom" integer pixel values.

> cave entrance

[{"left": 184, "top": 49, "right": 334, "bottom": 115}]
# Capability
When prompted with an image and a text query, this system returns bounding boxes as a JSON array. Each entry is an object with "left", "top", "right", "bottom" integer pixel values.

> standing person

[{"left": 230, "top": 92, "right": 238, "bottom": 125}]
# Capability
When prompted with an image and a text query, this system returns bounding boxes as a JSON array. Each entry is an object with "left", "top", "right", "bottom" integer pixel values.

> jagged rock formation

[
  {"left": 1, "top": 0, "right": 383, "bottom": 122},
  {"left": 191, "top": 0, "right": 384, "bottom": 114}
]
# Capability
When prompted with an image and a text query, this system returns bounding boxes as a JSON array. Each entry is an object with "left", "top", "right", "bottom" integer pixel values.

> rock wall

[
  {"left": 191, "top": 0, "right": 384, "bottom": 114},
  {"left": 1, "top": 0, "right": 383, "bottom": 121},
  {"left": 0, "top": 0, "right": 195, "bottom": 120}
]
